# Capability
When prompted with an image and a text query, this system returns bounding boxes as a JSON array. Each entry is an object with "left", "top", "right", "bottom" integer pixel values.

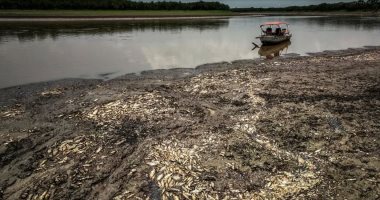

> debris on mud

[
  {"left": 40, "top": 88, "right": 63, "bottom": 97},
  {"left": 0, "top": 48, "right": 379, "bottom": 200},
  {"left": 0, "top": 104, "right": 24, "bottom": 119}
]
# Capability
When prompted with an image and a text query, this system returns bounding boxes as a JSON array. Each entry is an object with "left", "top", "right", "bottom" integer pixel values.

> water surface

[
  {"left": 141, "top": 0, "right": 356, "bottom": 8},
  {"left": 1, "top": 16, "right": 380, "bottom": 88}
]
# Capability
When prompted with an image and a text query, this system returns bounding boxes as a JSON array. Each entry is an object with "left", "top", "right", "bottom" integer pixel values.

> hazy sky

[{"left": 139, "top": 0, "right": 356, "bottom": 8}]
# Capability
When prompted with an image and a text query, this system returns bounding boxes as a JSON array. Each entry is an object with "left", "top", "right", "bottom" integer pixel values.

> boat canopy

[{"left": 260, "top": 22, "right": 289, "bottom": 26}]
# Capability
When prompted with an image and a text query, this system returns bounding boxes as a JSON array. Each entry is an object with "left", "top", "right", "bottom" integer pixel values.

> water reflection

[
  {"left": 0, "top": 19, "right": 229, "bottom": 42},
  {"left": 258, "top": 41, "right": 291, "bottom": 59},
  {"left": 282, "top": 16, "right": 380, "bottom": 30}
]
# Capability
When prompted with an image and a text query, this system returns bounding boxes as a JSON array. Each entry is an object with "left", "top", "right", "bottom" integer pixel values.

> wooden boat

[{"left": 256, "top": 22, "right": 292, "bottom": 45}]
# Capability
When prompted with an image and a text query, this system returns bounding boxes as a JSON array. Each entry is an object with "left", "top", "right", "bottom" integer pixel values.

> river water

[
  {"left": 141, "top": 1, "right": 357, "bottom": 8},
  {"left": 0, "top": 16, "right": 380, "bottom": 88}
]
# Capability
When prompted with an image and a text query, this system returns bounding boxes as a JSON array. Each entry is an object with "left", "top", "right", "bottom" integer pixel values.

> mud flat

[{"left": 1, "top": 47, "right": 379, "bottom": 200}]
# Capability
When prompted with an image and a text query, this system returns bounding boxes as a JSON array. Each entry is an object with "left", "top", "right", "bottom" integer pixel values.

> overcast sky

[{"left": 139, "top": 0, "right": 356, "bottom": 8}]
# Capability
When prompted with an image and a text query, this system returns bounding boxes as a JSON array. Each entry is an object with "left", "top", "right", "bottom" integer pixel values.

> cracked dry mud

[{"left": 0, "top": 48, "right": 379, "bottom": 200}]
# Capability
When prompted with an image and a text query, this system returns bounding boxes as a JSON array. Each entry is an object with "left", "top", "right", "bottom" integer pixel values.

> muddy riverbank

[{"left": 0, "top": 47, "right": 379, "bottom": 199}]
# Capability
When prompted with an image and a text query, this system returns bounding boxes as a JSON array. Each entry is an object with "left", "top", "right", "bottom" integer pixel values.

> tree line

[
  {"left": 232, "top": 0, "right": 380, "bottom": 12},
  {"left": 0, "top": 0, "right": 230, "bottom": 10}
]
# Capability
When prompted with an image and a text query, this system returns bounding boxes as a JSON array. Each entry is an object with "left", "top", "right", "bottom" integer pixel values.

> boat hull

[{"left": 260, "top": 35, "right": 292, "bottom": 45}]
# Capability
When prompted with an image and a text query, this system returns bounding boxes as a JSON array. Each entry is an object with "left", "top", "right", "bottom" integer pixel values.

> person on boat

[
  {"left": 265, "top": 27, "right": 272, "bottom": 35},
  {"left": 275, "top": 27, "right": 282, "bottom": 36},
  {"left": 282, "top": 28, "right": 288, "bottom": 35}
]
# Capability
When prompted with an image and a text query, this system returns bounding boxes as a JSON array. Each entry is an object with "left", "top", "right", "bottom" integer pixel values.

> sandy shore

[{"left": 0, "top": 47, "right": 379, "bottom": 199}]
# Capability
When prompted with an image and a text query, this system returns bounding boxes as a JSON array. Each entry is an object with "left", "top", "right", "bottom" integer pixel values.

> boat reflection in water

[{"left": 258, "top": 41, "right": 291, "bottom": 59}]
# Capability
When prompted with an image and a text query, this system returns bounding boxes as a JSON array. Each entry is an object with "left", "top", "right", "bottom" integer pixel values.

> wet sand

[{"left": 0, "top": 47, "right": 379, "bottom": 199}]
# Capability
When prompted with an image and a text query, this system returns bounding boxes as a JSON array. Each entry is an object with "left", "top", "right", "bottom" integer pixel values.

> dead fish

[
  {"left": 149, "top": 169, "right": 156, "bottom": 179},
  {"left": 147, "top": 161, "right": 160, "bottom": 166},
  {"left": 157, "top": 174, "right": 164, "bottom": 181},
  {"left": 96, "top": 147, "right": 102, "bottom": 153},
  {"left": 172, "top": 175, "right": 181, "bottom": 181},
  {"left": 163, "top": 173, "right": 172, "bottom": 181}
]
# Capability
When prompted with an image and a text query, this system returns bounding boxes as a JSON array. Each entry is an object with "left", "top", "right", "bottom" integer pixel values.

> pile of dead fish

[
  {"left": 0, "top": 105, "right": 24, "bottom": 118},
  {"left": 37, "top": 135, "right": 101, "bottom": 171},
  {"left": 146, "top": 138, "right": 209, "bottom": 199},
  {"left": 84, "top": 92, "right": 175, "bottom": 127},
  {"left": 233, "top": 110, "right": 322, "bottom": 199}
]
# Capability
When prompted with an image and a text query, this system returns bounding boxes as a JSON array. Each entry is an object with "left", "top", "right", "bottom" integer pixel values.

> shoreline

[
  {"left": 0, "top": 15, "right": 254, "bottom": 21},
  {"left": 0, "top": 10, "right": 250, "bottom": 20},
  {"left": 1, "top": 46, "right": 380, "bottom": 199},
  {"left": 0, "top": 10, "right": 379, "bottom": 20},
  {"left": 236, "top": 11, "right": 380, "bottom": 17}
]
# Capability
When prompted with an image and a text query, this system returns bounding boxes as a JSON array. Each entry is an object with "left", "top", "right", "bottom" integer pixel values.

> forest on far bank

[
  {"left": 0, "top": 0, "right": 230, "bottom": 10},
  {"left": 0, "top": 0, "right": 378, "bottom": 12},
  {"left": 232, "top": 0, "right": 379, "bottom": 12}
]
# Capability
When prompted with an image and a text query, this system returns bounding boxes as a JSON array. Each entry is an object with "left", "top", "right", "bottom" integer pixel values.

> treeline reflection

[
  {"left": 284, "top": 16, "right": 380, "bottom": 30},
  {"left": 0, "top": 19, "right": 229, "bottom": 42}
]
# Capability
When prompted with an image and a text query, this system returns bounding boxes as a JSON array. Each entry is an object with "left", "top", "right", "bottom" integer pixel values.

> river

[{"left": 0, "top": 16, "right": 380, "bottom": 88}]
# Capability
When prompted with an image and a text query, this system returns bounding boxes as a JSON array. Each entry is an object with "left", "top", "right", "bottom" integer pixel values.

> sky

[{"left": 139, "top": 0, "right": 357, "bottom": 8}]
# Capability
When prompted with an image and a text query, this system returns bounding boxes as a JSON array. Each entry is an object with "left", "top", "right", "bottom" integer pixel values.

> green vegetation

[
  {"left": 0, "top": 0, "right": 377, "bottom": 18},
  {"left": 232, "top": 0, "right": 380, "bottom": 12},
  {"left": 0, "top": 0, "right": 231, "bottom": 18},
  {"left": 0, "top": 10, "right": 233, "bottom": 17},
  {"left": 0, "top": 0, "right": 229, "bottom": 10}
]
